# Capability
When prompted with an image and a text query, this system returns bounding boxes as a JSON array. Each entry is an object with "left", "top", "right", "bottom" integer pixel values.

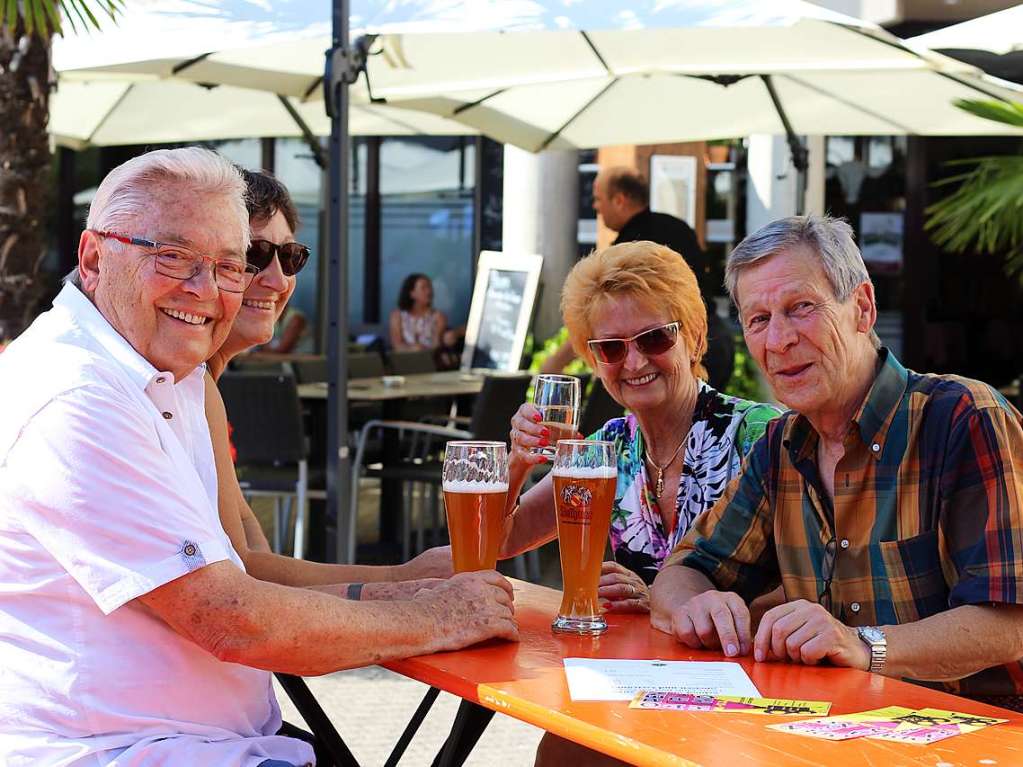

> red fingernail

[
  {"left": 539, "top": 437, "right": 549, "bottom": 447},
  {"left": 541, "top": 427, "right": 550, "bottom": 438},
  {"left": 532, "top": 413, "right": 542, "bottom": 422}
]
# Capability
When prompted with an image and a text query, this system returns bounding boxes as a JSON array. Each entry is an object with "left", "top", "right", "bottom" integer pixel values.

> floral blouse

[{"left": 591, "top": 382, "right": 780, "bottom": 585}]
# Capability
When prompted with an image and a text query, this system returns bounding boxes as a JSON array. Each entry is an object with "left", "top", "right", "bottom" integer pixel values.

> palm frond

[
  {"left": 0, "top": 0, "right": 120, "bottom": 37},
  {"left": 953, "top": 99, "right": 1023, "bottom": 128}
]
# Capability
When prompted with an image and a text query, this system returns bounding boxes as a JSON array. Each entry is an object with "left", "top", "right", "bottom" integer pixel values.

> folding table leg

[
  {"left": 383, "top": 686, "right": 441, "bottom": 767},
  {"left": 274, "top": 673, "right": 361, "bottom": 767},
  {"left": 431, "top": 699, "right": 496, "bottom": 767}
]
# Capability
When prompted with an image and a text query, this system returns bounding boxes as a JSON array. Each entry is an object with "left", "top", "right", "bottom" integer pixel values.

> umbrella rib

[
  {"left": 172, "top": 52, "right": 213, "bottom": 75},
  {"left": 538, "top": 78, "right": 618, "bottom": 152},
  {"left": 780, "top": 74, "right": 915, "bottom": 133},
  {"left": 841, "top": 24, "right": 1014, "bottom": 103},
  {"left": 276, "top": 95, "right": 328, "bottom": 169},
  {"left": 579, "top": 31, "right": 611, "bottom": 75},
  {"left": 452, "top": 89, "right": 508, "bottom": 115}
]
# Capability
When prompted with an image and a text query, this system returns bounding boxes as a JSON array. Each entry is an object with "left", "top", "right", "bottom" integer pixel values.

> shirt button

[
  {"left": 840, "top": 539, "right": 850, "bottom": 549},
  {"left": 850, "top": 602, "right": 861, "bottom": 613},
  {"left": 871, "top": 443, "right": 880, "bottom": 453},
  {"left": 155, "top": 376, "right": 166, "bottom": 384},
  {"left": 183, "top": 543, "right": 197, "bottom": 557},
  {"left": 162, "top": 411, "right": 173, "bottom": 420}
]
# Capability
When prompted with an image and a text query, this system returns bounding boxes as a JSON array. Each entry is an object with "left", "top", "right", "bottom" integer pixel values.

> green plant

[
  {"left": 723, "top": 333, "right": 766, "bottom": 402},
  {"left": 925, "top": 99, "right": 1023, "bottom": 276},
  {"left": 528, "top": 326, "right": 592, "bottom": 377}
]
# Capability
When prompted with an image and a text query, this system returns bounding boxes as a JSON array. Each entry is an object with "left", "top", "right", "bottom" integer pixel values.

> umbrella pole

[
  {"left": 760, "top": 75, "right": 809, "bottom": 216},
  {"left": 326, "top": 0, "right": 353, "bottom": 563}
]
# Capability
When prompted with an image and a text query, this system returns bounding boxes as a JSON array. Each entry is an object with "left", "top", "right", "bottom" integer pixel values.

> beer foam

[
  {"left": 551, "top": 465, "right": 617, "bottom": 479},
  {"left": 442, "top": 479, "right": 510, "bottom": 493}
]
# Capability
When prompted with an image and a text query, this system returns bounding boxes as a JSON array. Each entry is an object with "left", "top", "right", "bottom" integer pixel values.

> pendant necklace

[{"left": 645, "top": 433, "right": 688, "bottom": 497}]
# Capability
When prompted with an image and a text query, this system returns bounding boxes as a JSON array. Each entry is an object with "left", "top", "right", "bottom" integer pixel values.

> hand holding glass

[
  {"left": 442, "top": 441, "right": 509, "bottom": 573},
  {"left": 531, "top": 374, "right": 580, "bottom": 458},
  {"left": 551, "top": 439, "right": 616, "bottom": 635}
]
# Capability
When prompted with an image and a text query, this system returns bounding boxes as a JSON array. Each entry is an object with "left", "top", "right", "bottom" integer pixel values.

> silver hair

[
  {"left": 86, "top": 147, "right": 249, "bottom": 251},
  {"left": 725, "top": 214, "right": 880, "bottom": 348}
]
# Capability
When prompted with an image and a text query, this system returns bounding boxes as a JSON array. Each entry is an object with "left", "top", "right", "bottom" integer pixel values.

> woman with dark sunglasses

[
  {"left": 204, "top": 169, "right": 454, "bottom": 594},
  {"left": 502, "top": 241, "right": 780, "bottom": 614}
]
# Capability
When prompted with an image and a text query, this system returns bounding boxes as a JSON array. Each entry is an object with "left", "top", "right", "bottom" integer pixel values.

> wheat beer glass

[
  {"left": 442, "top": 441, "right": 509, "bottom": 573},
  {"left": 531, "top": 374, "right": 581, "bottom": 458},
  {"left": 551, "top": 439, "right": 616, "bottom": 634}
]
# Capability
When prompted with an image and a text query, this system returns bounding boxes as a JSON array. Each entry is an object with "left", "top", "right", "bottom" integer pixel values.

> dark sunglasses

[
  {"left": 247, "top": 239, "right": 310, "bottom": 277},
  {"left": 587, "top": 321, "right": 681, "bottom": 365}
]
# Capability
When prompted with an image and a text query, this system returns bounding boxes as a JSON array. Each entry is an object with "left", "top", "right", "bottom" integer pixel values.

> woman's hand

[
  {"left": 509, "top": 403, "right": 552, "bottom": 466},
  {"left": 599, "top": 561, "right": 650, "bottom": 613}
]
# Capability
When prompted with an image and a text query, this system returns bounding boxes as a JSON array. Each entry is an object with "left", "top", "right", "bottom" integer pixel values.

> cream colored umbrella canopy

[{"left": 910, "top": 5, "right": 1023, "bottom": 56}]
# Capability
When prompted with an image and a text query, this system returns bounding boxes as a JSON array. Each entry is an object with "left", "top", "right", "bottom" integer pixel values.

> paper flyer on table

[{"left": 563, "top": 658, "right": 760, "bottom": 702}]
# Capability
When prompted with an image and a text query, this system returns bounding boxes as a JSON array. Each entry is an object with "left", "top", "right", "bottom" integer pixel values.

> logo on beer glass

[{"left": 559, "top": 483, "right": 592, "bottom": 525}]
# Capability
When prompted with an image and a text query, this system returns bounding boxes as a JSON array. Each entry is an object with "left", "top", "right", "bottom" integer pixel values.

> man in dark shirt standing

[{"left": 593, "top": 166, "right": 708, "bottom": 284}]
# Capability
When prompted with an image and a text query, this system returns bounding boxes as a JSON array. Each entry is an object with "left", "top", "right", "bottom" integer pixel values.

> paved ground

[{"left": 274, "top": 667, "right": 544, "bottom": 766}]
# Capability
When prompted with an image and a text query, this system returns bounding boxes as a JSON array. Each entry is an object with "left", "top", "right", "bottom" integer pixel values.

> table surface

[
  {"left": 297, "top": 370, "right": 487, "bottom": 402},
  {"left": 385, "top": 580, "right": 1023, "bottom": 767}
]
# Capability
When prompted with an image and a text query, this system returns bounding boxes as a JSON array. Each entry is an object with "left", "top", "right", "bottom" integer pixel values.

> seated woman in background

[
  {"left": 504, "top": 241, "right": 780, "bottom": 611},
  {"left": 205, "top": 169, "right": 452, "bottom": 594},
  {"left": 389, "top": 273, "right": 462, "bottom": 368}
]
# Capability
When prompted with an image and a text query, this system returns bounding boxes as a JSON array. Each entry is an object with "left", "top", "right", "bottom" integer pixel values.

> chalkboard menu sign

[{"left": 461, "top": 251, "right": 544, "bottom": 371}]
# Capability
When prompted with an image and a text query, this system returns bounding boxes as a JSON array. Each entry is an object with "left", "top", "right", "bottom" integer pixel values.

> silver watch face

[{"left": 859, "top": 626, "right": 885, "bottom": 644}]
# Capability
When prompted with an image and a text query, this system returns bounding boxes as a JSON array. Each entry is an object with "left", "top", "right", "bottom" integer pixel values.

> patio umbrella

[
  {"left": 50, "top": 74, "right": 476, "bottom": 152},
  {"left": 348, "top": 1, "right": 1023, "bottom": 153},
  {"left": 908, "top": 6, "right": 1023, "bottom": 85}
]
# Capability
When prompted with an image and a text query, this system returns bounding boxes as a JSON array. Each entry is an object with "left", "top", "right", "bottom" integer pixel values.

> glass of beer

[
  {"left": 531, "top": 374, "right": 581, "bottom": 458},
  {"left": 442, "top": 441, "right": 509, "bottom": 573},
  {"left": 551, "top": 439, "right": 616, "bottom": 635}
]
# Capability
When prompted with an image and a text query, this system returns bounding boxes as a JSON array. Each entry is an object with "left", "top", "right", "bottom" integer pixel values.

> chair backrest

[
  {"left": 292, "top": 356, "right": 328, "bottom": 384},
  {"left": 579, "top": 377, "right": 624, "bottom": 437},
  {"left": 388, "top": 349, "right": 436, "bottom": 375},
  {"left": 218, "top": 372, "right": 305, "bottom": 465},
  {"left": 469, "top": 373, "right": 533, "bottom": 444},
  {"left": 347, "top": 351, "right": 387, "bottom": 379}
]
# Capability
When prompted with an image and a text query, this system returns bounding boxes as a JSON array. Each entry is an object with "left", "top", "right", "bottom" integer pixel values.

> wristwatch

[{"left": 856, "top": 625, "right": 887, "bottom": 673}]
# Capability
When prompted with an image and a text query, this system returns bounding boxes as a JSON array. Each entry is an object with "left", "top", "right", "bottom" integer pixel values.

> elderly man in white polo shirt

[{"left": 0, "top": 147, "right": 517, "bottom": 767}]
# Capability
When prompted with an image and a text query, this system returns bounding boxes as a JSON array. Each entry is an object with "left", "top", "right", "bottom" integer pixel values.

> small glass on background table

[
  {"left": 442, "top": 441, "right": 509, "bottom": 573},
  {"left": 531, "top": 374, "right": 581, "bottom": 458},
  {"left": 551, "top": 439, "right": 616, "bottom": 635}
]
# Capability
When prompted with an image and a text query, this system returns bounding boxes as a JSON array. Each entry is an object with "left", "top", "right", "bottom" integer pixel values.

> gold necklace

[{"left": 645, "top": 433, "right": 688, "bottom": 497}]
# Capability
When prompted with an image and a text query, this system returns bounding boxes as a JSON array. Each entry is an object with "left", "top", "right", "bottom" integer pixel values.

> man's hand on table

[
  {"left": 753, "top": 600, "right": 869, "bottom": 670},
  {"left": 414, "top": 570, "right": 519, "bottom": 651},
  {"left": 394, "top": 545, "right": 454, "bottom": 580},
  {"left": 599, "top": 561, "right": 650, "bottom": 613},
  {"left": 654, "top": 589, "right": 752, "bottom": 657}
]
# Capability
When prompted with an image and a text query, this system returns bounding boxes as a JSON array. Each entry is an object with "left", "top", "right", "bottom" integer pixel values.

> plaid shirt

[{"left": 667, "top": 349, "right": 1023, "bottom": 696}]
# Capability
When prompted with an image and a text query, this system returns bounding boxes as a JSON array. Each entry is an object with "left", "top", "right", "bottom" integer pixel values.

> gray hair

[
  {"left": 725, "top": 215, "right": 880, "bottom": 348},
  {"left": 86, "top": 147, "right": 249, "bottom": 251}
]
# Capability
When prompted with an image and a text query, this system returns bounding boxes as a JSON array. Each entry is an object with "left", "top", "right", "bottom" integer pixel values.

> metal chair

[
  {"left": 346, "top": 373, "right": 533, "bottom": 565},
  {"left": 387, "top": 349, "right": 437, "bottom": 375},
  {"left": 218, "top": 372, "right": 314, "bottom": 559}
]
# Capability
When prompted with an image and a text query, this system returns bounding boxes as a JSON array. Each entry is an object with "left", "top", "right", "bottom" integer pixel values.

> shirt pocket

[{"left": 879, "top": 529, "right": 949, "bottom": 624}]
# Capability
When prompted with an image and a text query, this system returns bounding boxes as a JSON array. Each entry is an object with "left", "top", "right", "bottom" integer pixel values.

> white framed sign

[
  {"left": 649, "top": 154, "right": 698, "bottom": 228},
  {"left": 461, "top": 250, "right": 544, "bottom": 372}
]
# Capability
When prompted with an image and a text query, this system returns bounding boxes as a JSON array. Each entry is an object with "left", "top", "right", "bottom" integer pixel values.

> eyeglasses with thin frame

[
  {"left": 587, "top": 321, "right": 681, "bottom": 365},
  {"left": 247, "top": 239, "right": 310, "bottom": 277},
  {"left": 90, "top": 230, "right": 257, "bottom": 294},
  {"left": 817, "top": 535, "right": 838, "bottom": 614}
]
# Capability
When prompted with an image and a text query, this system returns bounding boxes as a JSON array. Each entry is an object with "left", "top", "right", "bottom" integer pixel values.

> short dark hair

[
  {"left": 605, "top": 168, "right": 649, "bottom": 207},
  {"left": 398, "top": 273, "right": 429, "bottom": 311},
  {"left": 239, "top": 167, "right": 300, "bottom": 233}
]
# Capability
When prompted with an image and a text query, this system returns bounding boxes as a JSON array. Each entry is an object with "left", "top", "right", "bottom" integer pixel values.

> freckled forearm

[{"left": 883, "top": 605, "right": 1023, "bottom": 682}]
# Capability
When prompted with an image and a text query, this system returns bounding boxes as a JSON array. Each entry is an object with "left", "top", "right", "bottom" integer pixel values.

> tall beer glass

[
  {"left": 442, "top": 441, "right": 509, "bottom": 573},
  {"left": 551, "top": 439, "right": 616, "bottom": 634},
  {"left": 531, "top": 374, "right": 581, "bottom": 458}
]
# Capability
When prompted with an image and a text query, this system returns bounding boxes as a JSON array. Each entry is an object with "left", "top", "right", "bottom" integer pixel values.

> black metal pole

[
  {"left": 326, "top": 0, "right": 352, "bottom": 562},
  {"left": 760, "top": 74, "right": 809, "bottom": 216}
]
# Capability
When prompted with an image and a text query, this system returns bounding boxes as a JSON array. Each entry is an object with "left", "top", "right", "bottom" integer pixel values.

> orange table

[{"left": 385, "top": 579, "right": 1023, "bottom": 767}]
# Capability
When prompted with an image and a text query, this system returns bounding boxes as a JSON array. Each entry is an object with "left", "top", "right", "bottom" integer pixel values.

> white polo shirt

[{"left": 0, "top": 284, "right": 313, "bottom": 767}]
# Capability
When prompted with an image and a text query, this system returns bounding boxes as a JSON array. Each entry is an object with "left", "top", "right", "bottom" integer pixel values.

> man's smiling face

[{"left": 86, "top": 180, "right": 245, "bottom": 380}]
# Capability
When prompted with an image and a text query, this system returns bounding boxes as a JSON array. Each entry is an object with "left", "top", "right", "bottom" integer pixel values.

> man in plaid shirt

[{"left": 651, "top": 215, "right": 1023, "bottom": 708}]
